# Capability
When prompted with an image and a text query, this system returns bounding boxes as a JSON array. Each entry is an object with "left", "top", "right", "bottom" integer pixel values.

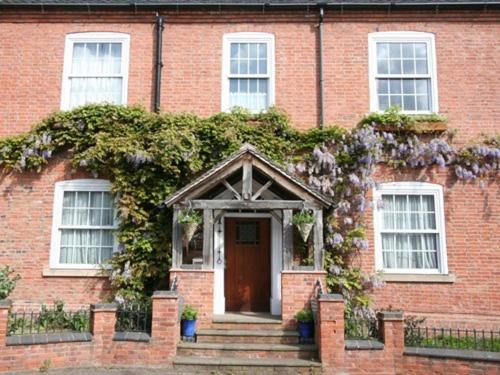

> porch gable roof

[{"left": 164, "top": 143, "right": 332, "bottom": 208}]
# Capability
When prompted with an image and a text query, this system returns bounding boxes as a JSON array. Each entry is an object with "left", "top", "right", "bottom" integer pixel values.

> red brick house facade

[{"left": 0, "top": 1, "right": 499, "bottom": 372}]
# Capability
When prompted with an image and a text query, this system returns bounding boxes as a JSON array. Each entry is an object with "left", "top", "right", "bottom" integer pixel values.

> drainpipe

[
  {"left": 318, "top": 6, "right": 325, "bottom": 128},
  {"left": 154, "top": 14, "right": 165, "bottom": 113}
]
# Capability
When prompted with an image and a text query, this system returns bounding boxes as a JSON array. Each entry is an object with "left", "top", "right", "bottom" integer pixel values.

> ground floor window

[
  {"left": 50, "top": 179, "right": 117, "bottom": 269},
  {"left": 373, "top": 182, "right": 448, "bottom": 274}
]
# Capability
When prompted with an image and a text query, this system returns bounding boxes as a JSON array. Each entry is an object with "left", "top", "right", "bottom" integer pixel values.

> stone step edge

[
  {"left": 198, "top": 329, "right": 299, "bottom": 337},
  {"left": 178, "top": 342, "right": 317, "bottom": 351},
  {"left": 173, "top": 355, "right": 322, "bottom": 367}
]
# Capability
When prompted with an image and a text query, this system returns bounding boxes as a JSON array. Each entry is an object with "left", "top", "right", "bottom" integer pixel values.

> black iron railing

[
  {"left": 405, "top": 326, "right": 500, "bottom": 352},
  {"left": 345, "top": 314, "right": 379, "bottom": 340},
  {"left": 8, "top": 308, "right": 90, "bottom": 336},
  {"left": 115, "top": 302, "right": 152, "bottom": 334}
]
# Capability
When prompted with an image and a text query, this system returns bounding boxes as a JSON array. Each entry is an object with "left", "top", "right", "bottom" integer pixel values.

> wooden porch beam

[
  {"left": 222, "top": 179, "right": 242, "bottom": 200},
  {"left": 242, "top": 159, "right": 253, "bottom": 200},
  {"left": 171, "top": 206, "right": 183, "bottom": 268},
  {"left": 282, "top": 209, "right": 293, "bottom": 271},
  {"left": 190, "top": 200, "right": 320, "bottom": 210},
  {"left": 313, "top": 209, "right": 324, "bottom": 270},
  {"left": 251, "top": 180, "right": 272, "bottom": 201},
  {"left": 202, "top": 209, "right": 214, "bottom": 269}
]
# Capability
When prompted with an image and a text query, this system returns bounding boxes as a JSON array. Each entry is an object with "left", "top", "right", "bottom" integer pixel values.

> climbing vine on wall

[{"left": 0, "top": 105, "right": 498, "bottom": 313}]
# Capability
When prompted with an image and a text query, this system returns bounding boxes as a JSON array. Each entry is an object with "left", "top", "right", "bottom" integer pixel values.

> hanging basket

[
  {"left": 296, "top": 222, "right": 314, "bottom": 242},
  {"left": 183, "top": 222, "right": 199, "bottom": 242}
]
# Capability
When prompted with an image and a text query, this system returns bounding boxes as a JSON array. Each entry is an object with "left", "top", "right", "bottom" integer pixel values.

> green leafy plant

[
  {"left": 292, "top": 210, "right": 315, "bottom": 225},
  {"left": 295, "top": 308, "right": 314, "bottom": 323},
  {"left": 181, "top": 305, "right": 198, "bottom": 320},
  {"left": 39, "top": 359, "right": 51, "bottom": 373},
  {"left": 0, "top": 266, "right": 20, "bottom": 299},
  {"left": 178, "top": 209, "right": 203, "bottom": 225}
]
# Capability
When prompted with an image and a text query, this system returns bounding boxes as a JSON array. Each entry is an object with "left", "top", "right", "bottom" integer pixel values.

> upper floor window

[
  {"left": 368, "top": 32, "right": 438, "bottom": 113},
  {"left": 222, "top": 32, "right": 275, "bottom": 113},
  {"left": 50, "top": 179, "right": 118, "bottom": 269},
  {"left": 373, "top": 182, "right": 448, "bottom": 274},
  {"left": 61, "top": 32, "right": 130, "bottom": 110}
]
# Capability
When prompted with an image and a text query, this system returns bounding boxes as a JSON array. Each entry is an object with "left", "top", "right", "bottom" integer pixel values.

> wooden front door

[{"left": 225, "top": 218, "right": 271, "bottom": 312}]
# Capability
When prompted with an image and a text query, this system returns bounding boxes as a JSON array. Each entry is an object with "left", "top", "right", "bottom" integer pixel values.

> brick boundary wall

[{"left": 0, "top": 294, "right": 498, "bottom": 374}]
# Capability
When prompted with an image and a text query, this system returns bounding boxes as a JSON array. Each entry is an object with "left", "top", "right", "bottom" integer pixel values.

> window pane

[
  {"left": 389, "top": 95, "right": 402, "bottom": 108},
  {"left": 416, "top": 60, "right": 428, "bottom": 74},
  {"left": 59, "top": 229, "right": 113, "bottom": 265},
  {"left": 403, "top": 95, "right": 416, "bottom": 111},
  {"left": 389, "top": 79, "right": 402, "bottom": 94},
  {"left": 389, "top": 59, "right": 402, "bottom": 74},
  {"left": 377, "top": 59, "right": 389, "bottom": 74},
  {"left": 378, "top": 95, "right": 389, "bottom": 110},
  {"left": 249, "top": 59, "right": 258, "bottom": 74},
  {"left": 415, "top": 43, "right": 427, "bottom": 58},
  {"left": 377, "top": 43, "right": 389, "bottom": 58},
  {"left": 230, "top": 43, "right": 239, "bottom": 58},
  {"left": 249, "top": 43, "right": 258, "bottom": 58},
  {"left": 403, "top": 59, "right": 415, "bottom": 74},
  {"left": 416, "top": 95, "right": 430, "bottom": 111},
  {"left": 239, "top": 59, "right": 248, "bottom": 74},
  {"left": 230, "top": 59, "right": 238, "bottom": 74},
  {"left": 239, "top": 43, "right": 249, "bottom": 58},
  {"left": 63, "top": 191, "right": 76, "bottom": 207},
  {"left": 402, "top": 43, "right": 414, "bottom": 58},
  {"left": 389, "top": 43, "right": 401, "bottom": 58},
  {"left": 258, "top": 43, "right": 267, "bottom": 58},
  {"left": 69, "top": 78, "right": 123, "bottom": 108},
  {"left": 402, "top": 80, "right": 415, "bottom": 94}
]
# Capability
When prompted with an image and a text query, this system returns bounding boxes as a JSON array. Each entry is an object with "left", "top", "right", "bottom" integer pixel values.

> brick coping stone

[
  {"left": 345, "top": 339, "right": 385, "bottom": 350},
  {"left": 113, "top": 331, "right": 151, "bottom": 342},
  {"left": 404, "top": 347, "right": 500, "bottom": 363},
  {"left": 6, "top": 332, "right": 92, "bottom": 346}
]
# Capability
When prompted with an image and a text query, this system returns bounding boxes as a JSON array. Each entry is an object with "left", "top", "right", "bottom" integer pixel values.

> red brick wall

[
  {"left": 0, "top": 157, "right": 110, "bottom": 309},
  {"left": 169, "top": 269, "right": 214, "bottom": 328},
  {"left": 362, "top": 166, "right": 500, "bottom": 328},
  {"left": 0, "top": 8, "right": 498, "bottom": 322},
  {"left": 281, "top": 270, "right": 327, "bottom": 329},
  {"left": 0, "top": 9, "right": 498, "bottom": 139},
  {"left": 402, "top": 355, "right": 500, "bottom": 375}
]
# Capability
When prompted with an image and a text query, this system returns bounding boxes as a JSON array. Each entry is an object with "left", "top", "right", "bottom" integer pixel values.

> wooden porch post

[
  {"left": 202, "top": 209, "right": 214, "bottom": 269},
  {"left": 313, "top": 209, "right": 324, "bottom": 270},
  {"left": 282, "top": 209, "right": 293, "bottom": 270},
  {"left": 172, "top": 205, "right": 182, "bottom": 268}
]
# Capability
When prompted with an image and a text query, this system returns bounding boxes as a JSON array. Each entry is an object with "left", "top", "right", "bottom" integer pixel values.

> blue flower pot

[
  {"left": 182, "top": 319, "right": 197, "bottom": 337},
  {"left": 298, "top": 321, "right": 314, "bottom": 338}
]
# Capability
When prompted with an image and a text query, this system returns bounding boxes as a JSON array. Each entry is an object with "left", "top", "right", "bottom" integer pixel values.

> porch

[{"left": 164, "top": 143, "right": 331, "bottom": 326}]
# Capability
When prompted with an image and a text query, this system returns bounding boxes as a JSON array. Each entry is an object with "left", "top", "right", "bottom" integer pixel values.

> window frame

[
  {"left": 372, "top": 182, "right": 448, "bottom": 275},
  {"left": 49, "top": 179, "right": 118, "bottom": 270},
  {"left": 368, "top": 31, "right": 439, "bottom": 114},
  {"left": 221, "top": 32, "right": 276, "bottom": 113},
  {"left": 60, "top": 32, "right": 130, "bottom": 110}
]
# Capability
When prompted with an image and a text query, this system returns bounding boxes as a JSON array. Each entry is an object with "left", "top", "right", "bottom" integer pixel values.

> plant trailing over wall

[
  {"left": 0, "top": 266, "right": 20, "bottom": 300},
  {"left": 0, "top": 104, "right": 498, "bottom": 314}
]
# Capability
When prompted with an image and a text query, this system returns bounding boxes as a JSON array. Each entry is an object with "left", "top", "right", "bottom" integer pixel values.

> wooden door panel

[{"left": 225, "top": 218, "right": 271, "bottom": 312}]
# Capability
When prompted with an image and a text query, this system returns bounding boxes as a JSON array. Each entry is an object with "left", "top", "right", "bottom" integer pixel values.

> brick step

[
  {"left": 177, "top": 342, "right": 318, "bottom": 360},
  {"left": 197, "top": 328, "right": 300, "bottom": 344},
  {"left": 211, "top": 313, "right": 284, "bottom": 330},
  {"left": 172, "top": 355, "right": 322, "bottom": 374}
]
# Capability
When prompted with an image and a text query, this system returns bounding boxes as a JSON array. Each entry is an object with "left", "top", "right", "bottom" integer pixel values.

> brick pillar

[
  {"left": 378, "top": 311, "right": 404, "bottom": 374},
  {"left": 317, "top": 294, "right": 344, "bottom": 368},
  {"left": 151, "top": 291, "right": 179, "bottom": 361},
  {"left": 0, "top": 300, "right": 11, "bottom": 347},
  {"left": 281, "top": 270, "right": 327, "bottom": 329},
  {"left": 91, "top": 302, "right": 117, "bottom": 365}
]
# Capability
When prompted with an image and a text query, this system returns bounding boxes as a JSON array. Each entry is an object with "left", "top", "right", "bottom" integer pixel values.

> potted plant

[
  {"left": 178, "top": 209, "right": 203, "bottom": 242},
  {"left": 295, "top": 308, "right": 314, "bottom": 339},
  {"left": 292, "top": 210, "right": 316, "bottom": 242},
  {"left": 181, "top": 305, "right": 198, "bottom": 338}
]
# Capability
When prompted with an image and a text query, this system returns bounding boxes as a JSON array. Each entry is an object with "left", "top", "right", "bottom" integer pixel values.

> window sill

[
  {"left": 381, "top": 273, "right": 456, "bottom": 283},
  {"left": 42, "top": 267, "right": 109, "bottom": 278}
]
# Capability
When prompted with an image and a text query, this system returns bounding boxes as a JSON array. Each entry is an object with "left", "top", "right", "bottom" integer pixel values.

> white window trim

[
  {"left": 50, "top": 179, "right": 118, "bottom": 270},
  {"left": 373, "top": 181, "right": 448, "bottom": 275},
  {"left": 60, "top": 32, "right": 130, "bottom": 110},
  {"left": 368, "top": 31, "right": 439, "bottom": 114},
  {"left": 221, "top": 32, "right": 276, "bottom": 113}
]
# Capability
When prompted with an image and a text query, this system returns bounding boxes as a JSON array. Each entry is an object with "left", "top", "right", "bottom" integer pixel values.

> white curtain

[
  {"left": 381, "top": 194, "right": 438, "bottom": 269},
  {"left": 59, "top": 191, "right": 114, "bottom": 265},
  {"left": 69, "top": 42, "right": 123, "bottom": 108}
]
